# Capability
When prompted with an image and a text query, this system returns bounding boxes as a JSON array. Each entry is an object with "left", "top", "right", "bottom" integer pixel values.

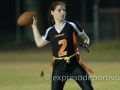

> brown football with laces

[{"left": 17, "top": 12, "right": 36, "bottom": 26}]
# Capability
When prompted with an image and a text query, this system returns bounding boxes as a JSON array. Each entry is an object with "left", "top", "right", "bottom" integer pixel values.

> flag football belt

[
  {"left": 54, "top": 52, "right": 79, "bottom": 63},
  {"left": 40, "top": 51, "right": 94, "bottom": 77}
]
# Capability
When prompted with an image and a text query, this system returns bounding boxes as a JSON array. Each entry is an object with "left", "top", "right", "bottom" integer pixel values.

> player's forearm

[
  {"left": 84, "top": 37, "right": 90, "bottom": 45},
  {"left": 31, "top": 25, "right": 42, "bottom": 47},
  {"left": 79, "top": 33, "right": 90, "bottom": 45}
]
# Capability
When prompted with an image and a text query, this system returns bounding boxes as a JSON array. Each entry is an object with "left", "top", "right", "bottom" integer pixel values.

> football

[{"left": 17, "top": 12, "right": 36, "bottom": 26}]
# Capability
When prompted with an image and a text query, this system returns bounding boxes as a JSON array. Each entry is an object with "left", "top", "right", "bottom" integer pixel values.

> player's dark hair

[{"left": 48, "top": 1, "right": 65, "bottom": 26}]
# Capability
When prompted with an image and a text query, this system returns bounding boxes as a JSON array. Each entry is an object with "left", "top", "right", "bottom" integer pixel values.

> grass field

[{"left": 0, "top": 41, "right": 120, "bottom": 90}]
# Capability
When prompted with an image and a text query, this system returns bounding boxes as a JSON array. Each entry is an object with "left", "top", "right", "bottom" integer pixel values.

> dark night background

[
  {"left": 0, "top": 0, "right": 120, "bottom": 47},
  {"left": 0, "top": 1, "right": 120, "bottom": 90}
]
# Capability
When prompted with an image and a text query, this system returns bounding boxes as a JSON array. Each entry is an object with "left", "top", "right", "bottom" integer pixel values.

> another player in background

[{"left": 31, "top": 1, "right": 94, "bottom": 90}]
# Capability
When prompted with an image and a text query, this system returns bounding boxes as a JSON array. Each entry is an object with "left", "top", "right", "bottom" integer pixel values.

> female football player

[{"left": 31, "top": 1, "right": 94, "bottom": 90}]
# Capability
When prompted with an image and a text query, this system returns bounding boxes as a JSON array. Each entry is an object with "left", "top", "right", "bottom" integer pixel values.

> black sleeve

[
  {"left": 42, "top": 27, "right": 52, "bottom": 42},
  {"left": 72, "top": 21, "right": 84, "bottom": 32}
]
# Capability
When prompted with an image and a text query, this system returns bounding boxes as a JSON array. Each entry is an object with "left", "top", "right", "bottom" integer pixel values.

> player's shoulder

[
  {"left": 66, "top": 21, "right": 84, "bottom": 32},
  {"left": 46, "top": 26, "right": 53, "bottom": 31},
  {"left": 67, "top": 21, "right": 81, "bottom": 27},
  {"left": 66, "top": 21, "right": 82, "bottom": 28},
  {"left": 42, "top": 26, "right": 53, "bottom": 36},
  {"left": 45, "top": 26, "right": 53, "bottom": 33}
]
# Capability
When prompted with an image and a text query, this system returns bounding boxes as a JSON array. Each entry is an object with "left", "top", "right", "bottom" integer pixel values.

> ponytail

[{"left": 48, "top": 9, "right": 55, "bottom": 26}]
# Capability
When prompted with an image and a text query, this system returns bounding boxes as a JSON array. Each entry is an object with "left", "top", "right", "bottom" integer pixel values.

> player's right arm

[{"left": 31, "top": 17, "right": 49, "bottom": 48}]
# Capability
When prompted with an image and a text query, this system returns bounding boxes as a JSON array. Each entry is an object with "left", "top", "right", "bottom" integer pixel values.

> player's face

[{"left": 51, "top": 5, "right": 66, "bottom": 21}]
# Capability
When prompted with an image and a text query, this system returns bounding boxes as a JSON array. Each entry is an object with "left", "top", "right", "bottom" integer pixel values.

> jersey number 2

[{"left": 58, "top": 39, "right": 67, "bottom": 57}]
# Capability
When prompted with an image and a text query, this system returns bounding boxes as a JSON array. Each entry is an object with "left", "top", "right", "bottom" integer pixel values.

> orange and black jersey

[{"left": 42, "top": 21, "right": 84, "bottom": 71}]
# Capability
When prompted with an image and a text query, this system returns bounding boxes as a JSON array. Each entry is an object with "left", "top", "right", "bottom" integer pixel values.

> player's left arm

[
  {"left": 71, "top": 21, "right": 90, "bottom": 52},
  {"left": 78, "top": 33, "right": 90, "bottom": 53},
  {"left": 72, "top": 21, "right": 90, "bottom": 44},
  {"left": 79, "top": 32, "right": 90, "bottom": 45}
]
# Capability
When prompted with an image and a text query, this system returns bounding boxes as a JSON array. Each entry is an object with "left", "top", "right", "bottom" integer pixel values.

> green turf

[{"left": 0, "top": 41, "right": 120, "bottom": 90}]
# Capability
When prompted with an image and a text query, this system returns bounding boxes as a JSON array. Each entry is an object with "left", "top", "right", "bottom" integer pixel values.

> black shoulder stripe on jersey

[{"left": 72, "top": 21, "right": 83, "bottom": 32}]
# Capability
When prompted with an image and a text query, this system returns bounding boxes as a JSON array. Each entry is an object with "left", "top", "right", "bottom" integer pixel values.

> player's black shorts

[{"left": 51, "top": 65, "right": 94, "bottom": 90}]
